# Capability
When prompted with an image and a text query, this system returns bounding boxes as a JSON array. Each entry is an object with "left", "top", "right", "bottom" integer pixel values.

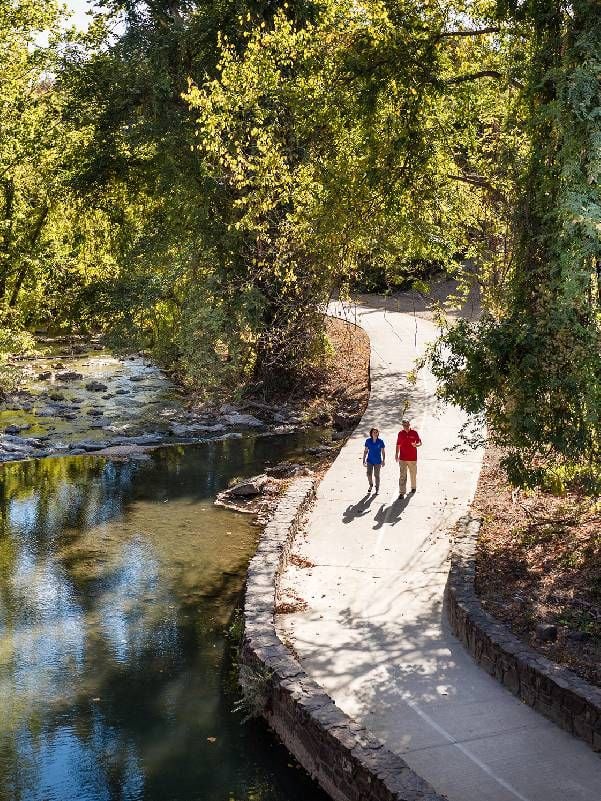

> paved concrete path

[{"left": 277, "top": 300, "right": 601, "bottom": 801}]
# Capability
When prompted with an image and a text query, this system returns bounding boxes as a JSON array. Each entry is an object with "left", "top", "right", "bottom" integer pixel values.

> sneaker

[
  {"left": 410, "top": 488, "right": 416, "bottom": 493},
  {"left": 398, "top": 494, "right": 404, "bottom": 500},
  {"left": 368, "top": 484, "right": 373, "bottom": 492}
]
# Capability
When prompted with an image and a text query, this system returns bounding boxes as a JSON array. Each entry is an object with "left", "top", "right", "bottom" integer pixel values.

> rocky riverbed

[{"left": 0, "top": 345, "right": 312, "bottom": 462}]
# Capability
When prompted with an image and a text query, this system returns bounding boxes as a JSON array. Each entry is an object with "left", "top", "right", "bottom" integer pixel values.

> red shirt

[{"left": 396, "top": 429, "right": 421, "bottom": 461}]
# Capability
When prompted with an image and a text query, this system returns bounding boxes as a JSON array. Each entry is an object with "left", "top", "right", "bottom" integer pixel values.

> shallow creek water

[
  {"left": 0, "top": 438, "right": 328, "bottom": 801},
  {"left": 1, "top": 349, "right": 186, "bottom": 445}
]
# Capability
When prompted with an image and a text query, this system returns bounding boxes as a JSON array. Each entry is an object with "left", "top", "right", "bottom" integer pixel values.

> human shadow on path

[
  {"left": 372, "top": 494, "right": 412, "bottom": 530},
  {"left": 342, "top": 493, "right": 377, "bottom": 523}
]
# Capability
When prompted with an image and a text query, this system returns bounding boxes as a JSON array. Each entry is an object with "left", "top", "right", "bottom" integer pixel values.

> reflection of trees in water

[{"left": 0, "top": 439, "right": 326, "bottom": 801}]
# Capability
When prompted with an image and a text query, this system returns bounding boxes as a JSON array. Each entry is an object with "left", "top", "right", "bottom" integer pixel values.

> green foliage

[
  {"left": 0, "top": 305, "right": 37, "bottom": 394},
  {"left": 431, "top": 1, "right": 601, "bottom": 489},
  {"left": 185, "top": 0, "right": 496, "bottom": 388},
  {"left": 3, "top": 0, "right": 600, "bottom": 494}
]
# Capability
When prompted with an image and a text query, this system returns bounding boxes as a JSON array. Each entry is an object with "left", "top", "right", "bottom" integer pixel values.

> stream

[
  {"left": 1, "top": 346, "right": 302, "bottom": 460},
  {"left": 0, "top": 348, "right": 330, "bottom": 801},
  {"left": 0, "top": 439, "right": 328, "bottom": 801}
]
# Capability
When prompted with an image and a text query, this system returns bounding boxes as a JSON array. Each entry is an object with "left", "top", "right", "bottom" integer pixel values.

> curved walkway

[{"left": 277, "top": 300, "right": 601, "bottom": 801}]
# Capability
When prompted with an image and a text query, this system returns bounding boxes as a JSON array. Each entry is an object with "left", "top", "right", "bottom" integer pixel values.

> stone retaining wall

[
  {"left": 242, "top": 478, "right": 446, "bottom": 801},
  {"left": 446, "top": 515, "right": 601, "bottom": 753}
]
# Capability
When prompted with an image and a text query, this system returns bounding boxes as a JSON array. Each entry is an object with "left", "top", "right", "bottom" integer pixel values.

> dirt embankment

[
  {"left": 213, "top": 316, "right": 371, "bottom": 519},
  {"left": 473, "top": 447, "right": 601, "bottom": 686}
]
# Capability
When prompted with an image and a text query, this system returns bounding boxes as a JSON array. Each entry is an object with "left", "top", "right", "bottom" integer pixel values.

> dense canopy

[{"left": 1, "top": 0, "right": 599, "bottom": 486}]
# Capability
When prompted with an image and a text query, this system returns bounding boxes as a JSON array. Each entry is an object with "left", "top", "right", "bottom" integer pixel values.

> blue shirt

[{"left": 364, "top": 437, "right": 385, "bottom": 464}]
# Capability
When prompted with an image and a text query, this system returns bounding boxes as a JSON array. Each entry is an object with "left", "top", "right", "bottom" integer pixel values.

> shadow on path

[
  {"left": 342, "top": 493, "right": 377, "bottom": 523},
  {"left": 372, "top": 494, "right": 413, "bottom": 529}
]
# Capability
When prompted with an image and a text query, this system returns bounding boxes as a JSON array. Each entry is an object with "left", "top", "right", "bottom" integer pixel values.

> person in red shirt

[{"left": 395, "top": 418, "right": 422, "bottom": 497}]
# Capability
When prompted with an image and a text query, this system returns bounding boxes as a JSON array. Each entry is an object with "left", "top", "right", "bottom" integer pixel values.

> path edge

[
  {"left": 242, "top": 477, "right": 447, "bottom": 801},
  {"left": 446, "top": 515, "right": 601, "bottom": 753}
]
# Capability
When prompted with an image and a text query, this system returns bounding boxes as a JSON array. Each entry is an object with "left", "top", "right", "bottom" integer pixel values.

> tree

[
  {"left": 0, "top": 1, "right": 61, "bottom": 314},
  {"left": 431, "top": 0, "right": 601, "bottom": 490},
  {"left": 185, "top": 0, "right": 514, "bottom": 391}
]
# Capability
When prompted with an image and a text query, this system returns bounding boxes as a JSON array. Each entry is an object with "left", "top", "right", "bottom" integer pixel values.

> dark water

[{"left": 0, "top": 437, "right": 329, "bottom": 801}]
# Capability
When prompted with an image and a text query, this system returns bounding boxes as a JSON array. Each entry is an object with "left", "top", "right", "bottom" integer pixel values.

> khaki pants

[
  {"left": 398, "top": 460, "right": 417, "bottom": 494},
  {"left": 366, "top": 462, "right": 381, "bottom": 490}
]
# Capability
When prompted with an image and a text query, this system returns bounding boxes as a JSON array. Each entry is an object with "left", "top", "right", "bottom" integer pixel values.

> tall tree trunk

[
  {"left": 8, "top": 203, "right": 49, "bottom": 308},
  {"left": 0, "top": 178, "right": 15, "bottom": 300}
]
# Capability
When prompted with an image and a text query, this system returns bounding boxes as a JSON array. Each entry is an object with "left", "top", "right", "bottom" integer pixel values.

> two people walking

[{"left": 362, "top": 419, "right": 422, "bottom": 497}]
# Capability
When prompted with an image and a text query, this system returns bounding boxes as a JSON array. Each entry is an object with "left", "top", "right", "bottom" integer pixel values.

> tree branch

[
  {"left": 446, "top": 173, "right": 508, "bottom": 204},
  {"left": 446, "top": 71, "right": 523, "bottom": 89},
  {"left": 438, "top": 27, "right": 502, "bottom": 38}
]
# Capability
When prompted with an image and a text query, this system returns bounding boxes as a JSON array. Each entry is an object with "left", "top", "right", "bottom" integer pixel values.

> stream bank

[{"left": 1, "top": 317, "right": 371, "bottom": 465}]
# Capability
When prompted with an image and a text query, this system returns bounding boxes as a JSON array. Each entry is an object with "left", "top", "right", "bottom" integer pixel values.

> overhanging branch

[
  {"left": 446, "top": 71, "right": 523, "bottom": 89},
  {"left": 438, "top": 27, "right": 502, "bottom": 38},
  {"left": 446, "top": 173, "right": 508, "bottom": 204}
]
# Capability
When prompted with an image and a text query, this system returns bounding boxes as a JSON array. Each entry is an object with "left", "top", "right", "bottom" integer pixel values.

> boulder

[
  {"left": 131, "top": 433, "right": 164, "bottom": 445},
  {"left": 85, "top": 381, "right": 108, "bottom": 392},
  {"left": 566, "top": 630, "right": 591, "bottom": 643},
  {"left": 0, "top": 452, "right": 24, "bottom": 461},
  {"left": 5, "top": 424, "right": 30, "bottom": 435},
  {"left": 114, "top": 389, "right": 129, "bottom": 395},
  {"left": 222, "top": 413, "right": 263, "bottom": 428},
  {"left": 536, "top": 623, "right": 558, "bottom": 642},
  {"left": 37, "top": 371, "right": 52, "bottom": 380},
  {"left": 229, "top": 474, "right": 269, "bottom": 497},
  {"left": 0, "top": 442, "right": 35, "bottom": 454},
  {"left": 48, "top": 392, "right": 65, "bottom": 401},
  {"left": 70, "top": 440, "right": 109, "bottom": 452},
  {"left": 169, "top": 422, "right": 226, "bottom": 437},
  {"left": 86, "top": 408, "right": 103, "bottom": 417},
  {"left": 306, "top": 445, "right": 337, "bottom": 456},
  {"left": 333, "top": 411, "right": 361, "bottom": 431},
  {"left": 129, "top": 375, "right": 145, "bottom": 382},
  {"left": 2, "top": 435, "right": 44, "bottom": 449},
  {"left": 56, "top": 370, "right": 83, "bottom": 381},
  {"left": 265, "top": 461, "right": 303, "bottom": 479}
]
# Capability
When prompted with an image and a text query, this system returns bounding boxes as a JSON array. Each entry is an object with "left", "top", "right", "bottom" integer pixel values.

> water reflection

[{"left": 0, "top": 439, "right": 328, "bottom": 801}]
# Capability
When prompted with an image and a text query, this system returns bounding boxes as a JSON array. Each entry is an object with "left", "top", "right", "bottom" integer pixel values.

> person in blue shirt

[{"left": 362, "top": 427, "right": 385, "bottom": 494}]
